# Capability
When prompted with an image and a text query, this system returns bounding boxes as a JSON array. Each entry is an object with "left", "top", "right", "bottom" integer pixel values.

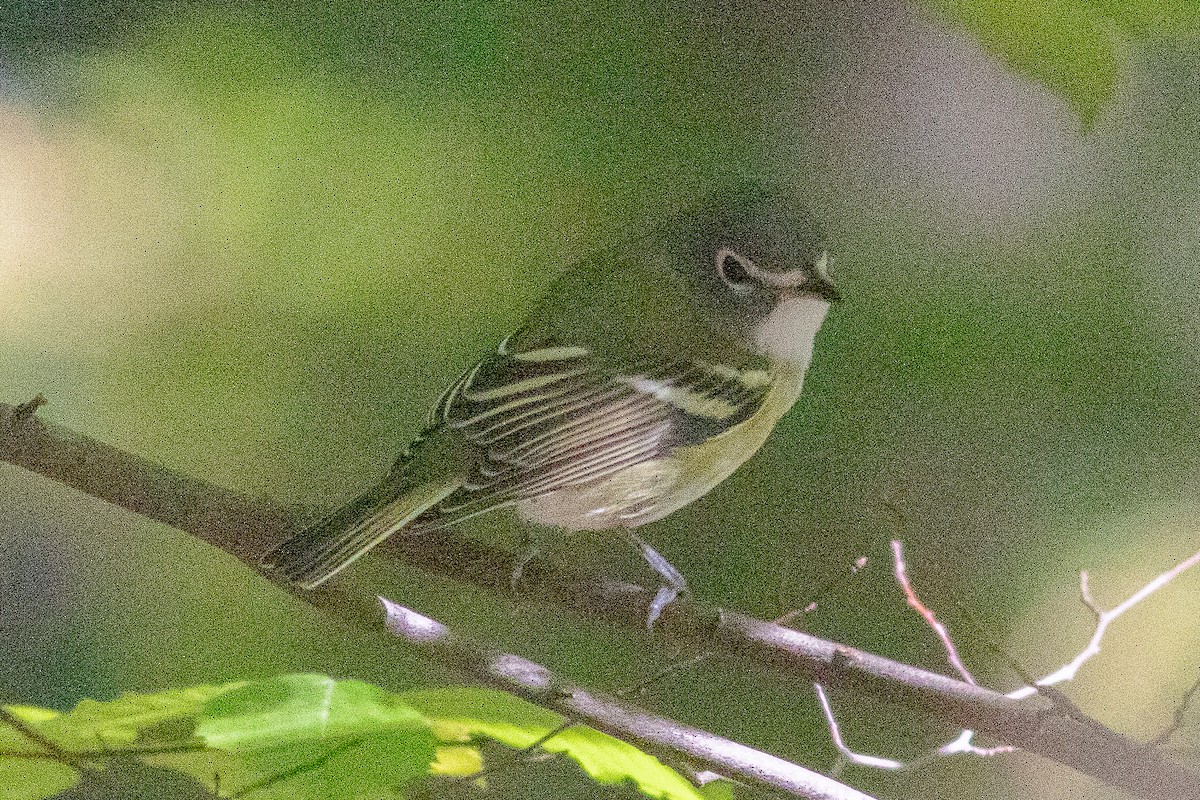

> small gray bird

[{"left": 264, "top": 183, "right": 839, "bottom": 623}]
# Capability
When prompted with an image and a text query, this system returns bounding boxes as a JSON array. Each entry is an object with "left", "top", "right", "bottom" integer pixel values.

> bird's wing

[
  {"left": 264, "top": 335, "right": 776, "bottom": 587},
  {"left": 406, "top": 334, "right": 777, "bottom": 529}
]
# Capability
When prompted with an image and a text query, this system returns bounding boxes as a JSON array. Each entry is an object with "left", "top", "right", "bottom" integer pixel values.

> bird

[{"left": 263, "top": 182, "right": 840, "bottom": 624}]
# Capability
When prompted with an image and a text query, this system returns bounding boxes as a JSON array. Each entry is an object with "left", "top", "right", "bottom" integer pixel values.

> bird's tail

[{"left": 262, "top": 478, "right": 460, "bottom": 589}]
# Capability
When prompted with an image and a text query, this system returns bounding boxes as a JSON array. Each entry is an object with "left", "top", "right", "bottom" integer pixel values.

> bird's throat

[{"left": 753, "top": 296, "right": 830, "bottom": 366}]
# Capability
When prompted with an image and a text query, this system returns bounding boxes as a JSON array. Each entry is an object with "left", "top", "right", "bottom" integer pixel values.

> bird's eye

[{"left": 715, "top": 248, "right": 755, "bottom": 293}]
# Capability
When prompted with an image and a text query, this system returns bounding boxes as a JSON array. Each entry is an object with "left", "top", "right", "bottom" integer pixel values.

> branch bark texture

[
  {"left": 3, "top": 400, "right": 1197, "bottom": 800},
  {"left": 380, "top": 599, "right": 875, "bottom": 800}
]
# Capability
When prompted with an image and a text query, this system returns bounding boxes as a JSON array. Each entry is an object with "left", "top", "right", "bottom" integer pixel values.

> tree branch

[
  {"left": 380, "top": 598, "right": 876, "bottom": 800},
  {"left": 4, "top": 399, "right": 1199, "bottom": 800}
]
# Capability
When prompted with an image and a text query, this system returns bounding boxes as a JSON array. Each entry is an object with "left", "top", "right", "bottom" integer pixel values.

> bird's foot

[
  {"left": 647, "top": 584, "right": 685, "bottom": 629},
  {"left": 623, "top": 530, "right": 688, "bottom": 629}
]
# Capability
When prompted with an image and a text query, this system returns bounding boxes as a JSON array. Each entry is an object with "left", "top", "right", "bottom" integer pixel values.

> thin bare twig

[
  {"left": 813, "top": 542, "right": 1015, "bottom": 772},
  {"left": 947, "top": 550, "right": 1200, "bottom": 759},
  {"left": 448, "top": 720, "right": 577, "bottom": 788},
  {"left": 619, "top": 553, "right": 870, "bottom": 703},
  {"left": 229, "top": 738, "right": 363, "bottom": 799},
  {"left": 381, "top": 598, "right": 877, "bottom": 800},
  {"left": 5, "top": 400, "right": 1200, "bottom": 800},
  {"left": 890, "top": 540, "right": 975, "bottom": 685},
  {"left": 818, "top": 541, "right": 1200, "bottom": 776},
  {"left": 0, "top": 707, "right": 80, "bottom": 765},
  {"left": 13, "top": 394, "right": 47, "bottom": 420},
  {"left": 1008, "top": 549, "right": 1200, "bottom": 700},
  {"left": 775, "top": 555, "right": 870, "bottom": 627},
  {"left": 813, "top": 684, "right": 911, "bottom": 773},
  {"left": 1149, "top": 673, "right": 1200, "bottom": 748}
]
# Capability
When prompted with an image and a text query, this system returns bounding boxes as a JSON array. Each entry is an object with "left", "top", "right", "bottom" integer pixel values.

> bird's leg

[
  {"left": 511, "top": 531, "right": 541, "bottom": 592},
  {"left": 622, "top": 530, "right": 688, "bottom": 628}
]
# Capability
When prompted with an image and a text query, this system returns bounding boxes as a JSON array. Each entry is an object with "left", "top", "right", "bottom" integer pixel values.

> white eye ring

[{"left": 715, "top": 248, "right": 756, "bottom": 294}]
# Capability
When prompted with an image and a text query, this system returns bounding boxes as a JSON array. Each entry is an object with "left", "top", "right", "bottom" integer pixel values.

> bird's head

[{"left": 671, "top": 182, "right": 839, "bottom": 364}]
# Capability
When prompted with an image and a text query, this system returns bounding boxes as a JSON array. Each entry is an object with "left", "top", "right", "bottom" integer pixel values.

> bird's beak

[{"left": 796, "top": 272, "right": 841, "bottom": 303}]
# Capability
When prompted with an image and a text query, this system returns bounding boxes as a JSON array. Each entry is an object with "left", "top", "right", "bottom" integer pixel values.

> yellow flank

[
  {"left": 652, "top": 362, "right": 805, "bottom": 520},
  {"left": 515, "top": 364, "right": 805, "bottom": 530}
]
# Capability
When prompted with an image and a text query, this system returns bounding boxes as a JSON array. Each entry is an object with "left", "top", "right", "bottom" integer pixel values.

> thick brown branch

[
  {"left": 0, "top": 399, "right": 283, "bottom": 565},
  {"left": 4, "top": 400, "right": 1199, "bottom": 800}
]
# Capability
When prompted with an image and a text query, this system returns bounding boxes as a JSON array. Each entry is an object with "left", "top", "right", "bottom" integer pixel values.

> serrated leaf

[
  {"left": 1, "top": 692, "right": 220, "bottom": 800},
  {"left": 2, "top": 708, "right": 60, "bottom": 726},
  {"left": 5, "top": 678, "right": 706, "bottom": 799},
  {"left": 0, "top": 708, "right": 57, "bottom": 754},
  {"left": 10, "top": 684, "right": 234, "bottom": 752},
  {"left": 403, "top": 687, "right": 704, "bottom": 800},
  {"left": 3, "top": 676, "right": 439, "bottom": 799}
]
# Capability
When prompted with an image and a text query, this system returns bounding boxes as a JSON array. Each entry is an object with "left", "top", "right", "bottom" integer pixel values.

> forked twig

[
  {"left": 5, "top": 400, "right": 1200, "bottom": 800},
  {"left": 1009, "top": 549, "right": 1200, "bottom": 700},
  {"left": 819, "top": 540, "right": 1200, "bottom": 774}
]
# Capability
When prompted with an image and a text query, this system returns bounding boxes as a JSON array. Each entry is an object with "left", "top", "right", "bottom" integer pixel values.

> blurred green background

[{"left": 2, "top": 1, "right": 1199, "bottom": 798}]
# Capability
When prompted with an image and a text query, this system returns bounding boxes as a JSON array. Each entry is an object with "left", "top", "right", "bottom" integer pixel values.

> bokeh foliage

[
  {"left": 917, "top": 0, "right": 1200, "bottom": 124},
  {"left": 3, "top": 2, "right": 1200, "bottom": 799},
  {"left": 1, "top": 674, "right": 711, "bottom": 800}
]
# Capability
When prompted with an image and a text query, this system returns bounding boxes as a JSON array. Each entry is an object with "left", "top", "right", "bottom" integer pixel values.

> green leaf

[
  {"left": 147, "top": 737, "right": 420, "bottom": 800},
  {"left": 3, "top": 676, "right": 438, "bottom": 799},
  {"left": 1, "top": 692, "right": 222, "bottom": 800},
  {"left": 6, "top": 685, "right": 230, "bottom": 752},
  {"left": 697, "top": 778, "right": 738, "bottom": 800},
  {"left": 916, "top": 0, "right": 1200, "bottom": 126},
  {"left": 917, "top": 0, "right": 1119, "bottom": 126},
  {"left": 428, "top": 745, "right": 483, "bottom": 777},
  {"left": 2, "top": 707, "right": 80, "bottom": 800},
  {"left": 402, "top": 686, "right": 562, "bottom": 746},
  {"left": 197, "top": 674, "right": 427, "bottom": 749},
  {"left": 0, "top": 707, "right": 59, "bottom": 753},
  {"left": 5, "top": 678, "right": 706, "bottom": 799},
  {"left": 187, "top": 674, "right": 436, "bottom": 797},
  {"left": 0, "top": 759, "right": 79, "bottom": 800},
  {"left": 403, "top": 687, "right": 705, "bottom": 800}
]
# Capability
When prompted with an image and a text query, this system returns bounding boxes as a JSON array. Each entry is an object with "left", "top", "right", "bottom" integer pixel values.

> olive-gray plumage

[{"left": 263, "top": 184, "right": 838, "bottom": 600}]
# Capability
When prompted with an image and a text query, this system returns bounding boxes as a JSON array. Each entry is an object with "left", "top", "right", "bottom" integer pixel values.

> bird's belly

[{"left": 515, "top": 459, "right": 684, "bottom": 530}]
